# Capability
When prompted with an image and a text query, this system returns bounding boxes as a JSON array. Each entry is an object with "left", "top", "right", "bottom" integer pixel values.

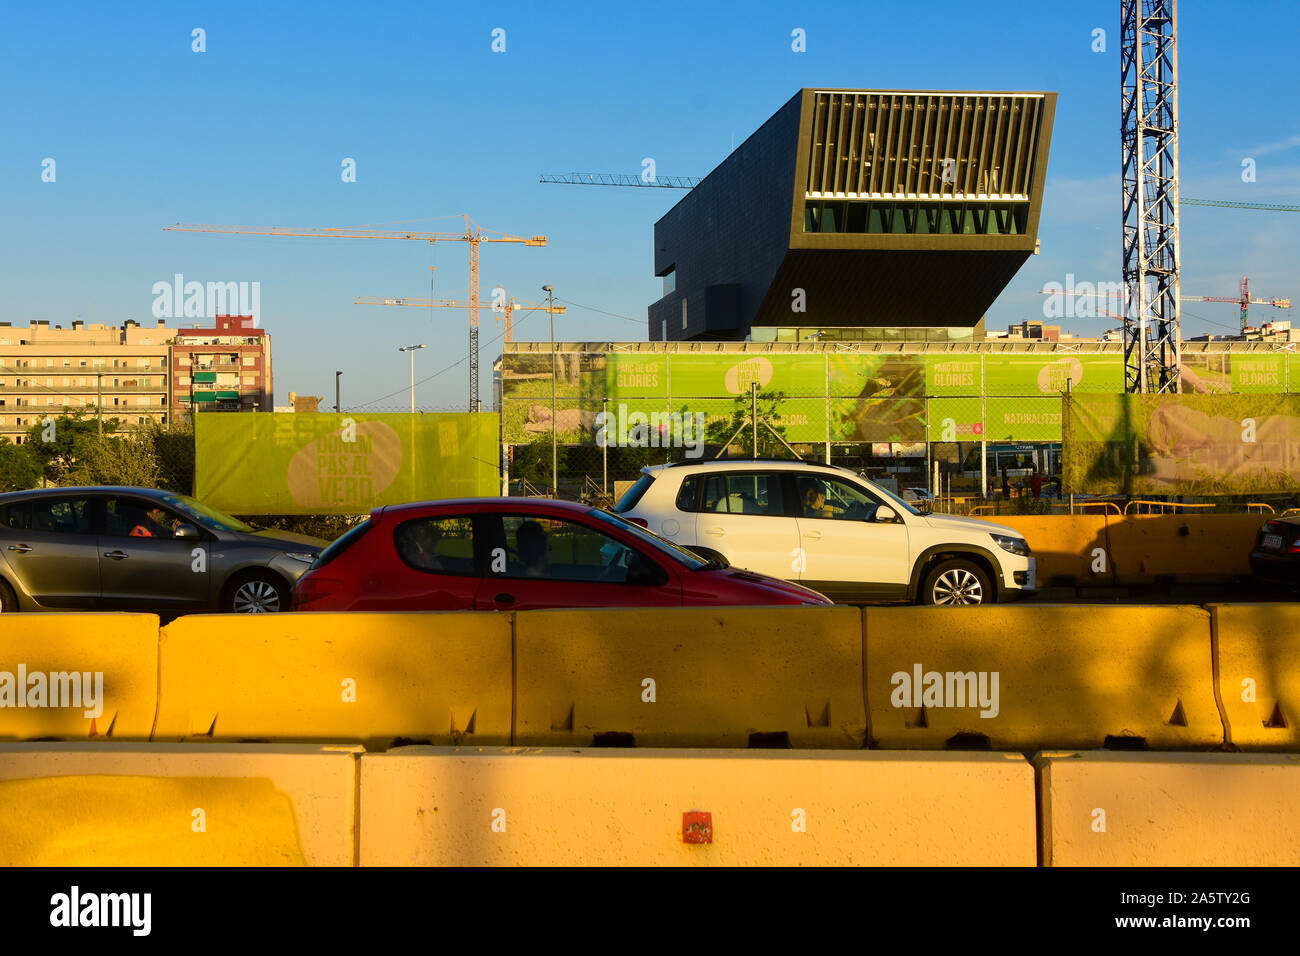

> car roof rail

[{"left": 664, "top": 457, "right": 842, "bottom": 469}]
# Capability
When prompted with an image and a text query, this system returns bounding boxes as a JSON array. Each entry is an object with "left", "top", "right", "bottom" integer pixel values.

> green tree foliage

[
  {"left": 24, "top": 409, "right": 122, "bottom": 483},
  {"left": 703, "top": 390, "right": 792, "bottom": 458},
  {"left": 65, "top": 433, "right": 161, "bottom": 487},
  {"left": 0, "top": 438, "right": 41, "bottom": 492},
  {"left": 141, "top": 419, "right": 195, "bottom": 494}
]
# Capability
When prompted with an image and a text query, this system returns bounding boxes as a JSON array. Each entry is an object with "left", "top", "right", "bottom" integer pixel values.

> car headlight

[
  {"left": 284, "top": 551, "right": 318, "bottom": 564},
  {"left": 990, "top": 534, "right": 1031, "bottom": 556}
]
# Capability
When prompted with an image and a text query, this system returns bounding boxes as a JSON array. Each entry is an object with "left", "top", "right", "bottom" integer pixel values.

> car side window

[
  {"left": 702, "top": 473, "right": 784, "bottom": 516},
  {"left": 104, "top": 497, "right": 185, "bottom": 538},
  {"left": 675, "top": 476, "right": 701, "bottom": 512},
  {"left": 28, "top": 497, "right": 94, "bottom": 535},
  {"left": 495, "top": 515, "right": 661, "bottom": 585},
  {"left": 797, "top": 475, "right": 883, "bottom": 521},
  {"left": 394, "top": 516, "right": 475, "bottom": 576},
  {"left": 0, "top": 504, "right": 26, "bottom": 529}
]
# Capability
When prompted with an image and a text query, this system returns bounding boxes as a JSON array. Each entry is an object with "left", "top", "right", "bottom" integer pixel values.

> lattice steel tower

[{"left": 1121, "top": 0, "right": 1181, "bottom": 393}]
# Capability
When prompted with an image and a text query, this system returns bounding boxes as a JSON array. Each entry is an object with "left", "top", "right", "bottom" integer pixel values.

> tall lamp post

[
  {"left": 542, "top": 285, "right": 557, "bottom": 496},
  {"left": 335, "top": 371, "right": 342, "bottom": 412},
  {"left": 398, "top": 344, "right": 425, "bottom": 414}
]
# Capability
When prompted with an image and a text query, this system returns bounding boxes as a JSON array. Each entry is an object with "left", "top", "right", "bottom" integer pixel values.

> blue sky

[{"left": 2, "top": 0, "right": 1297, "bottom": 410}]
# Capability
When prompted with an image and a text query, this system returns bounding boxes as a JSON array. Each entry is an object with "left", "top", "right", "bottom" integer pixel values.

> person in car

[
  {"left": 130, "top": 507, "right": 179, "bottom": 538},
  {"left": 516, "top": 520, "right": 550, "bottom": 577},
  {"left": 800, "top": 478, "right": 837, "bottom": 518},
  {"left": 402, "top": 522, "right": 445, "bottom": 571}
]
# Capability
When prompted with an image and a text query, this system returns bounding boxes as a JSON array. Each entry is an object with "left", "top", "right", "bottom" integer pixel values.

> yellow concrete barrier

[
  {"left": 0, "top": 613, "right": 158, "bottom": 740},
  {"left": 154, "top": 612, "right": 511, "bottom": 749},
  {"left": 359, "top": 747, "right": 1036, "bottom": 866},
  {"left": 514, "top": 606, "right": 866, "bottom": 748},
  {"left": 0, "top": 743, "right": 359, "bottom": 865},
  {"left": 1037, "top": 750, "right": 1300, "bottom": 865},
  {"left": 1104, "top": 514, "right": 1259, "bottom": 585},
  {"left": 981, "top": 515, "right": 1112, "bottom": 585},
  {"left": 863, "top": 605, "right": 1224, "bottom": 750},
  {"left": 1211, "top": 603, "right": 1300, "bottom": 751}
]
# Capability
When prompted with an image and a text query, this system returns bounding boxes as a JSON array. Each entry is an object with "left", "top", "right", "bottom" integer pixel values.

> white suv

[{"left": 615, "top": 460, "right": 1035, "bottom": 605}]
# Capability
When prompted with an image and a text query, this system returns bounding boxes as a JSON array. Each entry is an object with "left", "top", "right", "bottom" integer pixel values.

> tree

[
  {"left": 0, "top": 438, "right": 40, "bottom": 492},
  {"left": 702, "top": 390, "right": 793, "bottom": 458},
  {"left": 24, "top": 409, "right": 121, "bottom": 483},
  {"left": 65, "top": 432, "right": 161, "bottom": 488},
  {"left": 140, "top": 419, "right": 195, "bottom": 494}
]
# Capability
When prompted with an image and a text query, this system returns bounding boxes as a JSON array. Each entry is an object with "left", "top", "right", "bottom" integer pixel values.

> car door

[
  {"left": 382, "top": 513, "right": 480, "bottom": 611},
  {"left": 96, "top": 495, "right": 211, "bottom": 610},
  {"left": 792, "top": 474, "right": 911, "bottom": 601},
  {"left": 692, "top": 471, "right": 801, "bottom": 579},
  {"left": 474, "top": 512, "right": 681, "bottom": 611},
  {"left": 0, "top": 495, "right": 100, "bottom": 608}
]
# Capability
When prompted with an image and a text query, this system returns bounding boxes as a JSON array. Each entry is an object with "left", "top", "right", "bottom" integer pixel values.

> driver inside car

[{"left": 800, "top": 478, "right": 839, "bottom": 518}]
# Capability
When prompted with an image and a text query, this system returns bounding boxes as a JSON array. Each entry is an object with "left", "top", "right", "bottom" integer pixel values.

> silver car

[{"left": 0, "top": 486, "right": 326, "bottom": 614}]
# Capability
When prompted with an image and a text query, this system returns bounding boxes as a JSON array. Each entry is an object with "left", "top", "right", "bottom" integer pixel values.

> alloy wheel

[
  {"left": 931, "top": 568, "right": 983, "bottom": 605},
  {"left": 232, "top": 579, "right": 281, "bottom": 613}
]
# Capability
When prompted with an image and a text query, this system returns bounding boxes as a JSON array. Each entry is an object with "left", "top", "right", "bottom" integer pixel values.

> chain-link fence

[
  {"left": 0, "top": 412, "right": 195, "bottom": 495},
  {"left": 501, "top": 388, "right": 1075, "bottom": 508}
]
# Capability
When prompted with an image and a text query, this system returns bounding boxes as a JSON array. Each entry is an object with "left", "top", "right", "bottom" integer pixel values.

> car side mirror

[
  {"left": 174, "top": 523, "right": 200, "bottom": 540},
  {"left": 874, "top": 505, "right": 898, "bottom": 523}
]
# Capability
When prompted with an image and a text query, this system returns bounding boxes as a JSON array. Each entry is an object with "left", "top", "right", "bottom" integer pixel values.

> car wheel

[
  {"left": 921, "top": 559, "right": 991, "bottom": 606},
  {"left": 224, "top": 573, "right": 289, "bottom": 613},
  {"left": 0, "top": 579, "right": 18, "bottom": 613}
]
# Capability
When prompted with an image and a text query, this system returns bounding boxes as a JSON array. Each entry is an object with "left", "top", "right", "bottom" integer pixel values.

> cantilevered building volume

[{"left": 650, "top": 88, "right": 1058, "bottom": 343}]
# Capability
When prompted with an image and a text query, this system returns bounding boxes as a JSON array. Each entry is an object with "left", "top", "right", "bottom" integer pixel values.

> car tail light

[
  {"left": 625, "top": 517, "right": 649, "bottom": 528},
  {"left": 293, "top": 576, "right": 344, "bottom": 609}
]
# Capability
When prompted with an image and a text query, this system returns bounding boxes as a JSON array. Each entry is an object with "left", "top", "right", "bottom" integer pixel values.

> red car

[{"left": 292, "top": 498, "right": 833, "bottom": 611}]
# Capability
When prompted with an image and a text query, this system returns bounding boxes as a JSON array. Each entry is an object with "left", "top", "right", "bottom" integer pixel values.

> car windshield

[
  {"left": 864, "top": 479, "right": 923, "bottom": 516},
  {"left": 593, "top": 509, "right": 710, "bottom": 570},
  {"left": 158, "top": 493, "right": 257, "bottom": 533}
]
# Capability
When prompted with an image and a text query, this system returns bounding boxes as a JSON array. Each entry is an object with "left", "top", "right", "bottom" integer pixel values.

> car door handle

[
  {"left": 704, "top": 527, "right": 725, "bottom": 536},
  {"left": 103, "top": 550, "right": 129, "bottom": 560},
  {"left": 803, "top": 530, "right": 823, "bottom": 540},
  {"left": 493, "top": 593, "right": 515, "bottom": 606},
  {"left": 7, "top": 544, "right": 32, "bottom": 554}
]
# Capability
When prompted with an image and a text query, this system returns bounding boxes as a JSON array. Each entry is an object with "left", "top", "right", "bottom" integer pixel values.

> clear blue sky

[{"left": 2, "top": 0, "right": 1297, "bottom": 410}]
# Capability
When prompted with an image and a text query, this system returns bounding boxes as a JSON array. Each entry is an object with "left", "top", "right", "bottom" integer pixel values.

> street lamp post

[
  {"left": 398, "top": 345, "right": 425, "bottom": 414},
  {"left": 335, "top": 371, "right": 342, "bottom": 412},
  {"left": 542, "top": 285, "right": 557, "bottom": 496}
]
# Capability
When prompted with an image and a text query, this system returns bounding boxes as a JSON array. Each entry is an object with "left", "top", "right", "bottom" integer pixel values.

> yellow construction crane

[
  {"left": 354, "top": 293, "right": 565, "bottom": 344},
  {"left": 163, "top": 216, "right": 547, "bottom": 410}
]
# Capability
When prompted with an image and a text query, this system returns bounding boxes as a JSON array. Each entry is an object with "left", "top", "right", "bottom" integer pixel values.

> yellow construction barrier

[
  {"left": 359, "top": 746, "right": 1036, "bottom": 866},
  {"left": 0, "top": 613, "right": 158, "bottom": 740},
  {"left": 1037, "top": 750, "right": 1300, "bottom": 865},
  {"left": 863, "top": 605, "right": 1224, "bottom": 751},
  {"left": 0, "top": 743, "right": 359, "bottom": 865},
  {"left": 154, "top": 612, "right": 512, "bottom": 749},
  {"left": 984, "top": 515, "right": 1111, "bottom": 585},
  {"left": 1105, "top": 514, "right": 1260, "bottom": 584},
  {"left": 1211, "top": 603, "right": 1300, "bottom": 751},
  {"left": 513, "top": 606, "right": 866, "bottom": 748},
  {"left": 975, "top": 513, "right": 1263, "bottom": 585}
]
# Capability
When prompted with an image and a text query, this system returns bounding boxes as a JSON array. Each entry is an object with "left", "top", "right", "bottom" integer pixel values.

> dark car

[
  {"left": 1249, "top": 516, "right": 1300, "bottom": 589},
  {"left": 0, "top": 486, "right": 326, "bottom": 614},
  {"left": 292, "top": 497, "right": 834, "bottom": 612}
]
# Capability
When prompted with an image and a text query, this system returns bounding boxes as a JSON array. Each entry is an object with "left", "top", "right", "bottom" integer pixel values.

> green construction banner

[
  {"left": 1063, "top": 393, "right": 1300, "bottom": 494},
  {"left": 499, "top": 351, "right": 1131, "bottom": 445},
  {"left": 196, "top": 413, "right": 500, "bottom": 514}
]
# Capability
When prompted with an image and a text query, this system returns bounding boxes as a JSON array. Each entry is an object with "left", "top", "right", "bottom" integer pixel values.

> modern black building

[{"left": 649, "top": 88, "right": 1058, "bottom": 342}]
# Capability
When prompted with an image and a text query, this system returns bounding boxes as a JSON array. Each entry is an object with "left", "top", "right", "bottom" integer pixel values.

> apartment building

[
  {"left": 0, "top": 319, "right": 176, "bottom": 444},
  {"left": 170, "top": 315, "right": 273, "bottom": 419}
]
